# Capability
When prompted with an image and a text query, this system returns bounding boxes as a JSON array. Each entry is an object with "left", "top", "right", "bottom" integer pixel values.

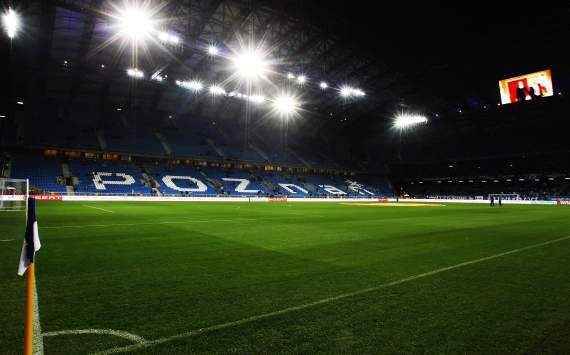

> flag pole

[{"left": 24, "top": 262, "right": 35, "bottom": 355}]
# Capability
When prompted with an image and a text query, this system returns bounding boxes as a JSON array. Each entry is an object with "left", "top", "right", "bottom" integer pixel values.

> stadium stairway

[
  {"left": 287, "top": 147, "right": 311, "bottom": 168},
  {"left": 2, "top": 159, "right": 11, "bottom": 178},
  {"left": 96, "top": 129, "right": 107, "bottom": 150},
  {"left": 155, "top": 132, "right": 173, "bottom": 155},
  {"left": 61, "top": 163, "right": 75, "bottom": 194},
  {"left": 206, "top": 138, "right": 224, "bottom": 158},
  {"left": 199, "top": 170, "right": 223, "bottom": 192},
  {"left": 250, "top": 143, "right": 269, "bottom": 162}
]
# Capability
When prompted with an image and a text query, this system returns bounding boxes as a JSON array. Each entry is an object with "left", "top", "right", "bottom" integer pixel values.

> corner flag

[
  {"left": 18, "top": 197, "right": 44, "bottom": 355},
  {"left": 18, "top": 197, "right": 41, "bottom": 276}
]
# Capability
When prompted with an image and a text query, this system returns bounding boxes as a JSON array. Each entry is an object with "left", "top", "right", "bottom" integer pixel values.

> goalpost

[
  {"left": 0, "top": 178, "right": 29, "bottom": 212},
  {"left": 488, "top": 193, "right": 520, "bottom": 201}
]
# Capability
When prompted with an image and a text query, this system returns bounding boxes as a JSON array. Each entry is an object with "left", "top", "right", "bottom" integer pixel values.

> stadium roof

[{"left": 0, "top": 1, "right": 568, "bottom": 130}]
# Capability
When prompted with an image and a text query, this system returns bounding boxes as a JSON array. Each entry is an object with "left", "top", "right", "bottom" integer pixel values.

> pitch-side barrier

[{"left": 2, "top": 194, "right": 566, "bottom": 205}]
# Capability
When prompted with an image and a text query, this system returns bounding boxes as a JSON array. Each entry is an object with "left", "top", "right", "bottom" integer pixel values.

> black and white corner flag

[{"left": 18, "top": 197, "right": 41, "bottom": 276}]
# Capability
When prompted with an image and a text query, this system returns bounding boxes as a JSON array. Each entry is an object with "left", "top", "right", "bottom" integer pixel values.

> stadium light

[
  {"left": 297, "top": 75, "right": 307, "bottom": 84},
  {"left": 116, "top": 7, "right": 154, "bottom": 41},
  {"left": 249, "top": 95, "right": 265, "bottom": 103},
  {"left": 273, "top": 95, "right": 298, "bottom": 117},
  {"left": 232, "top": 50, "right": 268, "bottom": 80},
  {"left": 16, "top": 101, "right": 24, "bottom": 105},
  {"left": 151, "top": 72, "right": 164, "bottom": 82},
  {"left": 340, "top": 86, "right": 352, "bottom": 97},
  {"left": 319, "top": 81, "right": 328, "bottom": 89},
  {"left": 287, "top": 73, "right": 295, "bottom": 79},
  {"left": 0, "top": 114, "right": 6, "bottom": 118},
  {"left": 393, "top": 113, "right": 428, "bottom": 129},
  {"left": 188, "top": 80, "right": 203, "bottom": 92},
  {"left": 158, "top": 31, "right": 180, "bottom": 44},
  {"left": 340, "top": 85, "right": 365, "bottom": 98},
  {"left": 207, "top": 45, "right": 219, "bottom": 56},
  {"left": 127, "top": 68, "right": 144, "bottom": 78},
  {"left": 209, "top": 85, "right": 225, "bottom": 95},
  {"left": 2, "top": 8, "right": 19, "bottom": 39}
]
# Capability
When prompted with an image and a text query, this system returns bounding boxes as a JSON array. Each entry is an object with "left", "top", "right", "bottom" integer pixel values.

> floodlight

[
  {"left": 0, "top": 114, "right": 6, "bottom": 118},
  {"left": 117, "top": 7, "right": 154, "bottom": 41},
  {"left": 16, "top": 101, "right": 24, "bottom": 105},
  {"left": 207, "top": 45, "right": 219, "bottom": 55},
  {"left": 151, "top": 72, "right": 163, "bottom": 82},
  {"left": 287, "top": 73, "right": 295, "bottom": 79},
  {"left": 127, "top": 68, "right": 144, "bottom": 78},
  {"left": 2, "top": 8, "right": 19, "bottom": 39},
  {"left": 158, "top": 31, "right": 180, "bottom": 44},
  {"left": 319, "top": 81, "right": 328, "bottom": 89},
  {"left": 352, "top": 88, "right": 365, "bottom": 97},
  {"left": 340, "top": 86, "right": 352, "bottom": 97},
  {"left": 188, "top": 80, "right": 203, "bottom": 92},
  {"left": 249, "top": 95, "right": 265, "bottom": 103},
  {"left": 209, "top": 85, "right": 225, "bottom": 95},
  {"left": 273, "top": 95, "right": 298, "bottom": 116},
  {"left": 232, "top": 50, "right": 268, "bottom": 80},
  {"left": 393, "top": 114, "right": 428, "bottom": 129},
  {"left": 297, "top": 75, "right": 307, "bottom": 84}
]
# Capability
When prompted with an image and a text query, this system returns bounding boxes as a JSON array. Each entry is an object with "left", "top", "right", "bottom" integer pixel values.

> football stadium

[{"left": 1, "top": 2, "right": 569, "bottom": 354}]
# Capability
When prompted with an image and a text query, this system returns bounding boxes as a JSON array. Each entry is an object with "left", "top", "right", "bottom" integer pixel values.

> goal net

[
  {"left": 0, "top": 178, "right": 28, "bottom": 211},
  {"left": 488, "top": 193, "right": 520, "bottom": 201}
]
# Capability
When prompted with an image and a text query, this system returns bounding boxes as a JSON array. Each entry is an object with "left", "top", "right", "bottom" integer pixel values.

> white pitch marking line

[
  {"left": 0, "top": 239, "right": 15, "bottom": 242},
  {"left": 34, "top": 282, "right": 44, "bottom": 355},
  {"left": 92, "top": 235, "right": 570, "bottom": 355},
  {"left": 40, "top": 219, "right": 257, "bottom": 229},
  {"left": 43, "top": 329, "right": 146, "bottom": 344},
  {"left": 83, "top": 205, "right": 115, "bottom": 213}
]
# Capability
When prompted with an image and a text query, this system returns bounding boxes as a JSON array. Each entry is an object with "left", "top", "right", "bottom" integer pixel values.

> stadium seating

[
  {"left": 5, "top": 156, "right": 393, "bottom": 197},
  {"left": 10, "top": 157, "right": 68, "bottom": 193},
  {"left": 68, "top": 159, "right": 151, "bottom": 194}
]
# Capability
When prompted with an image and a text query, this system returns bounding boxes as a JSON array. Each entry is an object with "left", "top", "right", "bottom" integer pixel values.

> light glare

[
  {"left": 188, "top": 80, "right": 203, "bottom": 91},
  {"left": 127, "top": 68, "right": 144, "bottom": 78},
  {"left": 232, "top": 50, "right": 268, "bottom": 80},
  {"left": 319, "top": 81, "right": 328, "bottom": 89},
  {"left": 2, "top": 8, "right": 19, "bottom": 39},
  {"left": 209, "top": 85, "right": 225, "bottom": 95},
  {"left": 207, "top": 45, "right": 219, "bottom": 55},
  {"left": 394, "top": 114, "right": 428, "bottom": 129},
  {"left": 273, "top": 95, "right": 298, "bottom": 116},
  {"left": 117, "top": 7, "right": 154, "bottom": 41}
]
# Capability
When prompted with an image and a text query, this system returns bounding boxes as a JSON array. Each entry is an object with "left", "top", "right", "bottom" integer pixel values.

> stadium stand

[
  {"left": 10, "top": 157, "right": 67, "bottom": 193},
  {"left": 5, "top": 154, "right": 394, "bottom": 197}
]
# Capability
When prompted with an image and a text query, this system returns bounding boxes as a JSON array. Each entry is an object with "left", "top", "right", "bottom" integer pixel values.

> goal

[{"left": 0, "top": 178, "right": 29, "bottom": 211}]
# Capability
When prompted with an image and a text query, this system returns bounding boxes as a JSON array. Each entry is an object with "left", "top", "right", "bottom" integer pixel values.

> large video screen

[{"left": 499, "top": 69, "right": 553, "bottom": 104}]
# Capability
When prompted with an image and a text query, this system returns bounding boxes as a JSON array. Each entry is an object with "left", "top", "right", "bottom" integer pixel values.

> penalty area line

[
  {"left": 93, "top": 235, "right": 570, "bottom": 354},
  {"left": 43, "top": 329, "right": 146, "bottom": 344},
  {"left": 83, "top": 205, "right": 114, "bottom": 213}
]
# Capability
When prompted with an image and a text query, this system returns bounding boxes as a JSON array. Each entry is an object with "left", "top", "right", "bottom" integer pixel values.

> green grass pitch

[{"left": 1, "top": 201, "right": 569, "bottom": 354}]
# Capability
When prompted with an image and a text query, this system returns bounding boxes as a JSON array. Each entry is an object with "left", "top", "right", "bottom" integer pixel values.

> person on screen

[
  {"left": 516, "top": 82, "right": 527, "bottom": 102},
  {"left": 537, "top": 83, "right": 547, "bottom": 96},
  {"left": 528, "top": 85, "right": 540, "bottom": 100}
]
